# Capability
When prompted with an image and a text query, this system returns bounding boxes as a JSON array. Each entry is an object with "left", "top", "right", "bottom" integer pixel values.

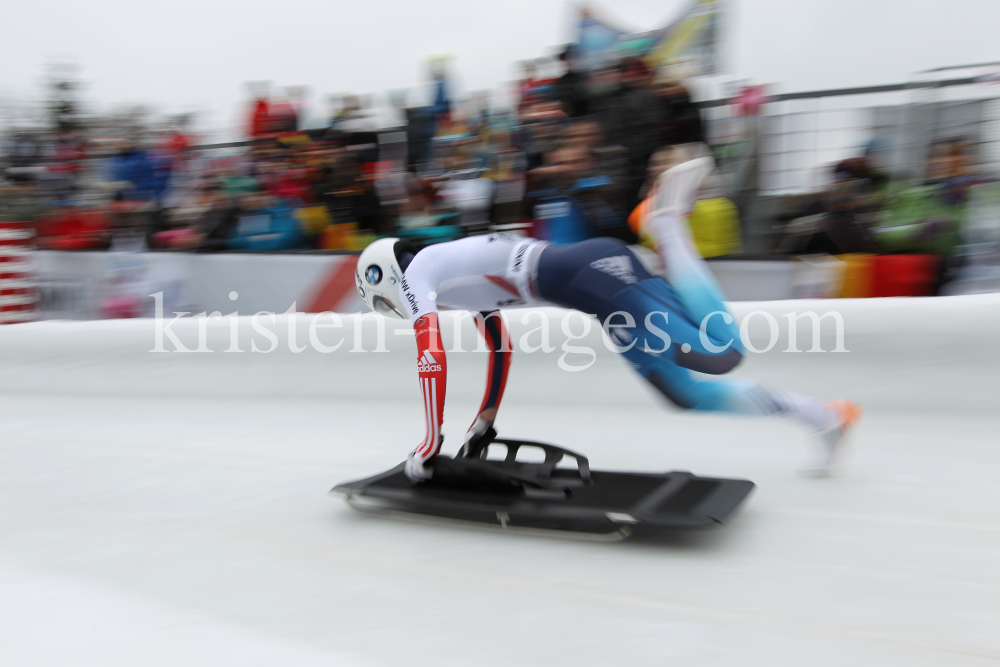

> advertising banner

[
  {"left": 576, "top": 0, "right": 723, "bottom": 77},
  {"left": 33, "top": 252, "right": 365, "bottom": 320}
]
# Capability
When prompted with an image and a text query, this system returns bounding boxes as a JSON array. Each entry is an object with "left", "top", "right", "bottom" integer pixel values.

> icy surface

[{"left": 0, "top": 296, "right": 998, "bottom": 666}]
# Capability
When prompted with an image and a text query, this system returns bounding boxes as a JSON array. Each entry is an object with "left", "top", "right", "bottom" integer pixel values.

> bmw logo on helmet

[{"left": 365, "top": 265, "right": 383, "bottom": 285}]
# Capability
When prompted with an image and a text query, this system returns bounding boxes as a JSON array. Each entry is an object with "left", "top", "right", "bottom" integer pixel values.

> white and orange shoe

[{"left": 802, "top": 399, "right": 863, "bottom": 477}]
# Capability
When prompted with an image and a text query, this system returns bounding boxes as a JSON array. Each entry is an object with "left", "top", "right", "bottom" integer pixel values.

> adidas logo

[
  {"left": 590, "top": 255, "right": 638, "bottom": 284},
  {"left": 417, "top": 349, "right": 442, "bottom": 373}
]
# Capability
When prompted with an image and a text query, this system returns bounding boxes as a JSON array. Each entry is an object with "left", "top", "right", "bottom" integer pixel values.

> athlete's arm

[
  {"left": 406, "top": 312, "right": 447, "bottom": 481},
  {"left": 462, "top": 310, "right": 512, "bottom": 455},
  {"left": 398, "top": 235, "right": 523, "bottom": 478}
]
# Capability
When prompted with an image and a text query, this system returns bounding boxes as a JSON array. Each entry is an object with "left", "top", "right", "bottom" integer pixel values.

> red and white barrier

[{"left": 0, "top": 222, "right": 37, "bottom": 324}]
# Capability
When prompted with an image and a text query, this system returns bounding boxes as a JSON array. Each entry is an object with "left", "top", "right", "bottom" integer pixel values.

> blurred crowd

[
  {"left": 776, "top": 135, "right": 997, "bottom": 294},
  {"left": 2, "top": 46, "right": 1000, "bottom": 299},
  {"left": 0, "top": 47, "right": 716, "bottom": 257}
]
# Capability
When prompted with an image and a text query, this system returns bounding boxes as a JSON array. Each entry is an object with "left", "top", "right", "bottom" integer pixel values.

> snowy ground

[{"left": 0, "top": 297, "right": 998, "bottom": 666}]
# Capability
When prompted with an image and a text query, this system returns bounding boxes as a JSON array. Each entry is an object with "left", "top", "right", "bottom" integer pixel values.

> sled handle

[{"left": 488, "top": 438, "right": 592, "bottom": 483}]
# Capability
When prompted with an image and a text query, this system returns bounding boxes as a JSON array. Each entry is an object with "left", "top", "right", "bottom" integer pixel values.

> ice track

[{"left": 0, "top": 296, "right": 998, "bottom": 666}]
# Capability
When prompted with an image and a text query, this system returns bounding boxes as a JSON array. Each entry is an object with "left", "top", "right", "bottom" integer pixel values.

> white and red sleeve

[{"left": 412, "top": 312, "right": 447, "bottom": 464}]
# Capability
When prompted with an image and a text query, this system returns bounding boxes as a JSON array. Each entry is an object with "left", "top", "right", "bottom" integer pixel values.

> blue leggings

[{"left": 536, "top": 238, "right": 764, "bottom": 413}]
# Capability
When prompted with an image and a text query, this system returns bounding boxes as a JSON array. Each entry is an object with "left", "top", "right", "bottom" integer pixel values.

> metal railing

[{"left": 699, "top": 74, "right": 1000, "bottom": 195}]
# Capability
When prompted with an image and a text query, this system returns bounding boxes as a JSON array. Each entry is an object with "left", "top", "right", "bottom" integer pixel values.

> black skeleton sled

[{"left": 331, "top": 435, "right": 755, "bottom": 539}]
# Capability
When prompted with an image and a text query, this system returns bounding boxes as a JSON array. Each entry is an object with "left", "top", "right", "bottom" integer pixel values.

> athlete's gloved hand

[
  {"left": 459, "top": 415, "right": 496, "bottom": 459},
  {"left": 404, "top": 451, "right": 434, "bottom": 483},
  {"left": 404, "top": 434, "right": 443, "bottom": 484}
]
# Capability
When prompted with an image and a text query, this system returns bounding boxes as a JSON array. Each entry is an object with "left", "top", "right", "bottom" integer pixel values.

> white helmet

[{"left": 355, "top": 238, "right": 415, "bottom": 319}]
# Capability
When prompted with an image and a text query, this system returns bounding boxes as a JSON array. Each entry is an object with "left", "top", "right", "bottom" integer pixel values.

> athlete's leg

[
  {"left": 620, "top": 342, "right": 836, "bottom": 431},
  {"left": 537, "top": 239, "right": 860, "bottom": 469},
  {"left": 621, "top": 275, "right": 861, "bottom": 471},
  {"left": 645, "top": 156, "right": 739, "bottom": 347},
  {"left": 614, "top": 277, "right": 836, "bottom": 432}
]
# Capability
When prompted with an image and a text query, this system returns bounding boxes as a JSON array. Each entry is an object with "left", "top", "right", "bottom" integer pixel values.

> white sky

[{"left": 1, "top": 0, "right": 999, "bottom": 137}]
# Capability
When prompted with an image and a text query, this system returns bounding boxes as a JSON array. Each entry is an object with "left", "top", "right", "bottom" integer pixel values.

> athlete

[{"left": 355, "top": 156, "right": 862, "bottom": 483}]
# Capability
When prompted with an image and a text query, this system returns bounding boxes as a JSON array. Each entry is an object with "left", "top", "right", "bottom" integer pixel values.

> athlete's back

[{"left": 399, "top": 233, "right": 546, "bottom": 321}]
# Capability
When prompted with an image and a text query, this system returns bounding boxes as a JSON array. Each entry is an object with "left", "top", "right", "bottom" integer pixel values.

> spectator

[
  {"left": 152, "top": 182, "right": 239, "bottom": 251},
  {"left": 405, "top": 105, "right": 439, "bottom": 172},
  {"left": 555, "top": 45, "right": 589, "bottom": 119},
  {"left": 775, "top": 139, "right": 889, "bottom": 255},
  {"left": 817, "top": 144, "right": 890, "bottom": 254},
  {"left": 247, "top": 82, "right": 272, "bottom": 138},
  {"left": 654, "top": 74, "right": 704, "bottom": 146},
  {"left": 108, "top": 139, "right": 167, "bottom": 203},
  {"left": 107, "top": 195, "right": 158, "bottom": 248},
  {"left": 192, "top": 186, "right": 241, "bottom": 252},
  {"left": 435, "top": 168, "right": 495, "bottom": 233},
  {"left": 563, "top": 118, "right": 628, "bottom": 213},
  {"left": 273, "top": 168, "right": 313, "bottom": 203},
  {"left": 872, "top": 137, "right": 975, "bottom": 257},
  {"left": 517, "top": 59, "right": 558, "bottom": 117},
  {"left": 48, "top": 131, "right": 87, "bottom": 190},
  {"left": 520, "top": 102, "right": 567, "bottom": 171},
  {"left": 221, "top": 164, "right": 260, "bottom": 196},
  {"left": 530, "top": 142, "right": 629, "bottom": 243},
  {"left": 394, "top": 177, "right": 461, "bottom": 248},
  {"left": 517, "top": 60, "right": 540, "bottom": 116},
  {"left": 619, "top": 57, "right": 664, "bottom": 212},
  {"left": 268, "top": 87, "right": 303, "bottom": 134},
  {"left": 589, "top": 65, "right": 628, "bottom": 149},
  {"left": 403, "top": 62, "right": 453, "bottom": 171},
  {"left": 0, "top": 169, "right": 41, "bottom": 225},
  {"left": 36, "top": 200, "right": 110, "bottom": 250},
  {"left": 228, "top": 191, "right": 304, "bottom": 251}
]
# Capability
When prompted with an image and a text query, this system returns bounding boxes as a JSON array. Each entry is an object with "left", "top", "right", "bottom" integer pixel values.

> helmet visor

[{"left": 371, "top": 294, "right": 405, "bottom": 319}]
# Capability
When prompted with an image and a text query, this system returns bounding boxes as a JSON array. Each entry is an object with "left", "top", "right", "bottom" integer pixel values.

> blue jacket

[{"left": 109, "top": 150, "right": 167, "bottom": 201}]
